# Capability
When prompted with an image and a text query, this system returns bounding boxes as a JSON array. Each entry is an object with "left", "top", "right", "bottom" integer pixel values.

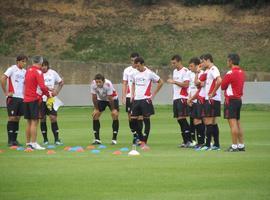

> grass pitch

[{"left": 0, "top": 105, "right": 270, "bottom": 200}]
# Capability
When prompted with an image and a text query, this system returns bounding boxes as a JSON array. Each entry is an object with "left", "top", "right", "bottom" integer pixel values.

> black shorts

[
  {"left": 190, "top": 101, "right": 205, "bottom": 119},
  {"left": 40, "top": 102, "right": 57, "bottom": 118},
  {"left": 131, "top": 99, "right": 154, "bottom": 117},
  {"left": 204, "top": 100, "right": 221, "bottom": 117},
  {"left": 224, "top": 99, "right": 242, "bottom": 120},
  {"left": 125, "top": 97, "right": 133, "bottom": 113},
  {"left": 23, "top": 100, "right": 41, "bottom": 120},
  {"left": 173, "top": 98, "right": 189, "bottom": 118},
  {"left": 6, "top": 97, "right": 24, "bottom": 116},
  {"left": 98, "top": 99, "right": 119, "bottom": 112}
]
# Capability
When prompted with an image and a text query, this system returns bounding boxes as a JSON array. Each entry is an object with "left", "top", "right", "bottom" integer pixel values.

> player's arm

[
  {"left": 152, "top": 78, "right": 164, "bottom": 99},
  {"left": 122, "top": 80, "right": 128, "bottom": 104},
  {"left": 1, "top": 74, "right": 11, "bottom": 96},
  {"left": 53, "top": 80, "right": 64, "bottom": 96},
  {"left": 221, "top": 74, "right": 230, "bottom": 90},
  {"left": 92, "top": 93, "right": 98, "bottom": 110},
  {"left": 167, "top": 79, "right": 189, "bottom": 88},
  {"left": 209, "top": 76, "right": 222, "bottom": 98},
  {"left": 131, "top": 82, "right": 135, "bottom": 102},
  {"left": 36, "top": 71, "right": 50, "bottom": 97}
]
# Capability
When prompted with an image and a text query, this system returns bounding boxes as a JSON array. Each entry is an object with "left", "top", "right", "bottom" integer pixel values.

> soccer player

[
  {"left": 200, "top": 54, "right": 222, "bottom": 151},
  {"left": 91, "top": 74, "right": 119, "bottom": 145},
  {"left": 122, "top": 52, "right": 143, "bottom": 144},
  {"left": 40, "top": 59, "right": 64, "bottom": 145},
  {"left": 221, "top": 53, "right": 245, "bottom": 152},
  {"left": 24, "top": 56, "right": 51, "bottom": 150},
  {"left": 167, "top": 55, "right": 192, "bottom": 148},
  {"left": 130, "top": 57, "right": 163, "bottom": 147},
  {"left": 1, "top": 55, "right": 28, "bottom": 146},
  {"left": 187, "top": 57, "right": 205, "bottom": 148}
]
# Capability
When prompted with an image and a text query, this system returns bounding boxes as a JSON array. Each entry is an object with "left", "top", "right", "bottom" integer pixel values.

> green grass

[
  {"left": 60, "top": 23, "right": 270, "bottom": 72},
  {"left": 0, "top": 106, "right": 270, "bottom": 200}
]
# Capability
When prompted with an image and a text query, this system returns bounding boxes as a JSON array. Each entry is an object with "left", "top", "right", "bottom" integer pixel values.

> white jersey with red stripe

[
  {"left": 91, "top": 79, "right": 118, "bottom": 101},
  {"left": 4, "top": 65, "right": 26, "bottom": 99},
  {"left": 198, "top": 70, "right": 206, "bottom": 100},
  {"left": 172, "top": 67, "right": 189, "bottom": 100},
  {"left": 187, "top": 70, "right": 197, "bottom": 102},
  {"left": 42, "top": 69, "right": 63, "bottom": 101},
  {"left": 133, "top": 67, "right": 160, "bottom": 100},
  {"left": 205, "top": 65, "right": 221, "bottom": 101},
  {"left": 123, "top": 66, "right": 138, "bottom": 98}
]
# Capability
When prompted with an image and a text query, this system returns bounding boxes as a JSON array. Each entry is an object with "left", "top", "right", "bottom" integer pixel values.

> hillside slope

[{"left": 0, "top": 0, "right": 269, "bottom": 71}]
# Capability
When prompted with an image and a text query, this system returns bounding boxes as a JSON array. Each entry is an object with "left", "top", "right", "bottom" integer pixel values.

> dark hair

[
  {"left": 189, "top": 57, "right": 200, "bottom": 66},
  {"left": 171, "top": 54, "right": 182, "bottom": 62},
  {"left": 203, "top": 53, "right": 213, "bottom": 62},
  {"left": 227, "top": 53, "right": 240, "bottom": 65},
  {"left": 199, "top": 54, "right": 205, "bottom": 60},
  {"left": 130, "top": 52, "right": 139, "bottom": 58},
  {"left": 42, "top": 59, "right": 49, "bottom": 68},
  {"left": 16, "top": 54, "right": 28, "bottom": 62},
  {"left": 134, "top": 57, "right": 145, "bottom": 64},
  {"left": 94, "top": 73, "right": 105, "bottom": 82}
]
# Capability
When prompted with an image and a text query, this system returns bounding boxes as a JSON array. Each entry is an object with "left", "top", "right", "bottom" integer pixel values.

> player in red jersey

[{"left": 221, "top": 53, "right": 245, "bottom": 152}]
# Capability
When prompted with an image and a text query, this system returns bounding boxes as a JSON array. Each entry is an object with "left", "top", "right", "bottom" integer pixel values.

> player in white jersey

[
  {"left": 1, "top": 55, "right": 28, "bottom": 146},
  {"left": 199, "top": 54, "right": 222, "bottom": 151},
  {"left": 187, "top": 57, "right": 206, "bottom": 148},
  {"left": 91, "top": 74, "right": 119, "bottom": 145},
  {"left": 130, "top": 57, "right": 163, "bottom": 147},
  {"left": 122, "top": 52, "right": 144, "bottom": 144},
  {"left": 40, "top": 59, "right": 64, "bottom": 145},
  {"left": 167, "top": 55, "right": 192, "bottom": 148}
]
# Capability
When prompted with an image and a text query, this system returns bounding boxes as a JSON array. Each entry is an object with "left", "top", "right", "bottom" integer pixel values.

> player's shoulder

[
  {"left": 104, "top": 79, "right": 113, "bottom": 86},
  {"left": 226, "top": 70, "right": 232, "bottom": 75}
]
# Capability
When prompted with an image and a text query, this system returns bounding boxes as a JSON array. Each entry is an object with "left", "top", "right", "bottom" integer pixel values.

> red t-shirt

[
  {"left": 24, "top": 65, "right": 49, "bottom": 102},
  {"left": 221, "top": 66, "right": 245, "bottom": 100}
]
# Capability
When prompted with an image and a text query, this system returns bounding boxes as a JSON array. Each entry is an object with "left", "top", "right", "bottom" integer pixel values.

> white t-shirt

[
  {"left": 187, "top": 70, "right": 197, "bottom": 101},
  {"left": 42, "top": 69, "right": 62, "bottom": 101},
  {"left": 198, "top": 70, "right": 206, "bottom": 99},
  {"left": 172, "top": 67, "right": 189, "bottom": 100},
  {"left": 4, "top": 65, "right": 26, "bottom": 99},
  {"left": 205, "top": 65, "right": 221, "bottom": 101},
  {"left": 91, "top": 79, "right": 118, "bottom": 101},
  {"left": 132, "top": 67, "right": 160, "bottom": 100},
  {"left": 123, "top": 66, "right": 138, "bottom": 98}
]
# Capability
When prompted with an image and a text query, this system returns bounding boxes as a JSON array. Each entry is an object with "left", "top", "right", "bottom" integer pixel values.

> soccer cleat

[
  {"left": 200, "top": 145, "right": 211, "bottom": 151},
  {"left": 55, "top": 140, "right": 63, "bottom": 145},
  {"left": 211, "top": 146, "right": 221, "bottom": 151},
  {"left": 178, "top": 143, "right": 187, "bottom": 148},
  {"left": 225, "top": 146, "right": 239, "bottom": 152},
  {"left": 92, "top": 139, "right": 102, "bottom": 145},
  {"left": 186, "top": 141, "right": 195, "bottom": 148},
  {"left": 111, "top": 140, "right": 117, "bottom": 145},
  {"left": 238, "top": 147, "right": 245, "bottom": 152},
  {"left": 44, "top": 141, "right": 49, "bottom": 145},
  {"left": 31, "top": 143, "right": 46, "bottom": 150}
]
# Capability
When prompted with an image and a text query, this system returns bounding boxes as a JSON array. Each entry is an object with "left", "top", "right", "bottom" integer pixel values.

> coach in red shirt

[
  {"left": 24, "top": 56, "right": 51, "bottom": 150},
  {"left": 221, "top": 53, "right": 245, "bottom": 152}
]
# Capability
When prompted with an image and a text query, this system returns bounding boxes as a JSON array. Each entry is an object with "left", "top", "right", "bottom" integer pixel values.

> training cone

[
  {"left": 47, "top": 145, "right": 56, "bottom": 149},
  {"left": 64, "top": 146, "right": 71, "bottom": 151},
  {"left": 91, "top": 149, "right": 100, "bottom": 154},
  {"left": 47, "top": 150, "right": 56, "bottom": 155},
  {"left": 113, "top": 150, "right": 122, "bottom": 155},
  {"left": 76, "top": 148, "right": 85, "bottom": 152},
  {"left": 98, "top": 145, "right": 107, "bottom": 149},
  {"left": 86, "top": 145, "right": 95, "bottom": 150},
  {"left": 16, "top": 147, "right": 25, "bottom": 151},
  {"left": 10, "top": 145, "right": 19, "bottom": 150},
  {"left": 24, "top": 148, "right": 34, "bottom": 152},
  {"left": 128, "top": 150, "right": 140, "bottom": 156},
  {"left": 0, "top": 150, "right": 4, "bottom": 153},
  {"left": 120, "top": 147, "right": 129, "bottom": 152}
]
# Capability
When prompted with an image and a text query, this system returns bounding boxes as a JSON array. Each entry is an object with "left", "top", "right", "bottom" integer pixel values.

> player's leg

[
  {"left": 212, "top": 100, "right": 221, "bottom": 150},
  {"left": 49, "top": 111, "right": 62, "bottom": 145},
  {"left": 110, "top": 99, "right": 119, "bottom": 144},
  {"left": 40, "top": 102, "right": 48, "bottom": 144},
  {"left": 92, "top": 100, "right": 103, "bottom": 144},
  {"left": 141, "top": 99, "right": 155, "bottom": 144},
  {"left": 130, "top": 100, "right": 141, "bottom": 145}
]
